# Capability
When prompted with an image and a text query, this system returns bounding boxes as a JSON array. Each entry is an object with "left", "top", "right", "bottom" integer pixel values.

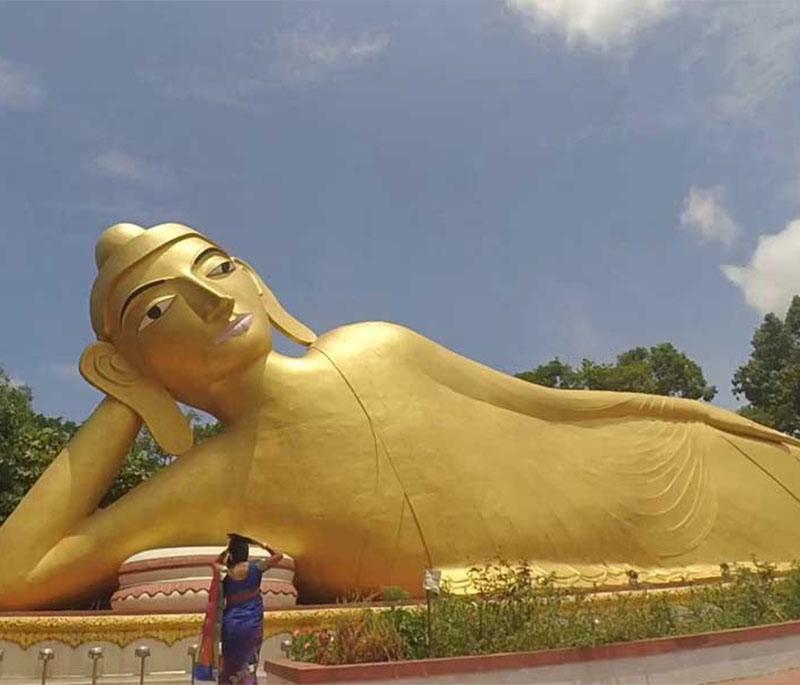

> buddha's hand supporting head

[{"left": 79, "top": 222, "right": 317, "bottom": 455}]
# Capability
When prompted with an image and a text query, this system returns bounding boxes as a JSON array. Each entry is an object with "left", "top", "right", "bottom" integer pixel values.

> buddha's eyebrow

[
  {"left": 120, "top": 279, "right": 169, "bottom": 325},
  {"left": 192, "top": 247, "right": 228, "bottom": 268}
]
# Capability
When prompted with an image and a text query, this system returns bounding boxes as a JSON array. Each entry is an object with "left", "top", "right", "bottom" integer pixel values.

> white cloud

[
  {"left": 141, "top": 67, "right": 267, "bottom": 109},
  {"left": 679, "top": 185, "right": 740, "bottom": 247},
  {"left": 143, "top": 25, "right": 390, "bottom": 106},
  {"left": 505, "top": 3, "right": 800, "bottom": 133},
  {"left": 91, "top": 149, "right": 171, "bottom": 186},
  {"left": 271, "top": 25, "right": 390, "bottom": 83},
  {"left": 0, "top": 58, "right": 44, "bottom": 108},
  {"left": 722, "top": 219, "right": 800, "bottom": 315},
  {"left": 93, "top": 150, "right": 148, "bottom": 181},
  {"left": 507, "top": 0, "right": 673, "bottom": 51},
  {"left": 47, "top": 363, "right": 81, "bottom": 382},
  {"left": 696, "top": 5, "right": 800, "bottom": 122}
]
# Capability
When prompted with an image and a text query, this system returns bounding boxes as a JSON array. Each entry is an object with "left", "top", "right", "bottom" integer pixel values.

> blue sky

[{"left": 2, "top": 0, "right": 800, "bottom": 421}]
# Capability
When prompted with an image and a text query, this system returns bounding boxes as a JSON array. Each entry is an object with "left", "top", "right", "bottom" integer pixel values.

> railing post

[
  {"left": 134, "top": 645, "right": 150, "bottom": 685},
  {"left": 38, "top": 648, "right": 54, "bottom": 685},
  {"left": 187, "top": 643, "right": 198, "bottom": 685},
  {"left": 88, "top": 647, "right": 104, "bottom": 685}
]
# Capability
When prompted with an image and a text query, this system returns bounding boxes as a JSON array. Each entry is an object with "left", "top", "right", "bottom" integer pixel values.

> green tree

[
  {"left": 732, "top": 295, "right": 800, "bottom": 436},
  {"left": 0, "top": 368, "right": 222, "bottom": 525},
  {"left": 0, "top": 369, "right": 77, "bottom": 524},
  {"left": 516, "top": 343, "right": 716, "bottom": 401},
  {"left": 515, "top": 358, "right": 581, "bottom": 389}
]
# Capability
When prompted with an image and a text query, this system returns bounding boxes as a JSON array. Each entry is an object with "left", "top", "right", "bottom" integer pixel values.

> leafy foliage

[
  {"left": 288, "top": 560, "right": 800, "bottom": 665},
  {"left": 733, "top": 296, "right": 800, "bottom": 436},
  {"left": 516, "top": 343, "right": 716, "bottom": 401},
  {"left": 380, "top": 586, "right": 412, "bottom": 602},
  {"left": 0, "top": 368, "right": 221, "bottom": 525},
  {"left": 0, "top": 369, "right": 76, "bottom": 524}
]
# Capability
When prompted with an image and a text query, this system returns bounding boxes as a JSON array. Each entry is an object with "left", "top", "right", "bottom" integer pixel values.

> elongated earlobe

[
  {"left": 79, "top": 342, "right": 194, "bottom": 455},
  {"left": 234, "top": 258, "right": 317, "bottom": 346}
]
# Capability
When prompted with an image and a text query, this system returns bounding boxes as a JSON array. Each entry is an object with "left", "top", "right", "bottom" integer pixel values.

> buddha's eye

[
  {"left": 138, "top": 296, "right": 175, "bottom": 332},
  {"left": 207, "top": 260, "right": 236, "bottom": 278}
]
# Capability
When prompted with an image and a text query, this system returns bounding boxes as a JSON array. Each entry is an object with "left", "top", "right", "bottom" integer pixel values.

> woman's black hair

[{"left": 227, "top": 533, "right": 250, "bottom": 566}]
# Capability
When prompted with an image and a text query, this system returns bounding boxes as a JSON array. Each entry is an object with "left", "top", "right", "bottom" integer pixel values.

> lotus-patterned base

[{"left": 111, "top": 546, "right": 297, "bottom": 612}]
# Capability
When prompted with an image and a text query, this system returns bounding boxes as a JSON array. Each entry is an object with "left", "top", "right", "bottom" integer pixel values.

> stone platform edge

[
  {"left": 0, "top": 605, "right": 416, "bottom": 649},
  {"left": 264, "top": 618, "right": 800, "bottom": 683}
]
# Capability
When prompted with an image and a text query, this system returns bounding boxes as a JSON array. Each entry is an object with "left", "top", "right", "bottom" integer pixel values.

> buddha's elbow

[
  {"left": 0, "top": 531, "right": 55, "bottom": 609},
  {"left": 0, "top": 566, "right": 35, "bottom": 610}
]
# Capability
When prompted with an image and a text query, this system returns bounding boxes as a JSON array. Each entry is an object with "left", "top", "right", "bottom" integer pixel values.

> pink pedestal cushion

[{"left": 111, "top": 546, "right": 297, "bottom": 612}]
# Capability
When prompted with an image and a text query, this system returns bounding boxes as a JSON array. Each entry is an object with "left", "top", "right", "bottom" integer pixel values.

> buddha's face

[{"left": 106, "top": 236, "right": 272, "bottom": 395}]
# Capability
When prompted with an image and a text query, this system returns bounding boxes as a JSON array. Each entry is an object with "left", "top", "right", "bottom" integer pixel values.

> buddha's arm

[
  {"left": 0, "top": 425, "right": 241, "bottom": 609},
  {"left": 400, "top": 326, "right": 799, "bottom": 447},
  {"left": 318, "top": 322, "right": 800, "bottom": 449},
  {"left": 0, "top": 397, "right": 140, "bottom": 594}
]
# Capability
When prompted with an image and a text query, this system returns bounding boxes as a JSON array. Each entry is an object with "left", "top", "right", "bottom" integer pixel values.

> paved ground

[{"left": 716, "top": 668, "right": 800, "bottom": 684}]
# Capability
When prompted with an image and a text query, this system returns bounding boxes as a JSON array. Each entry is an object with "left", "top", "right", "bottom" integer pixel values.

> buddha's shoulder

[{"left": 312, "top": 321, "right": 435, "bottom": 361}]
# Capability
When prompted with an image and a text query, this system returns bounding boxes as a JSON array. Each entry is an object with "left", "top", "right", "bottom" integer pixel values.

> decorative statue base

[
  {"left": 111, "top": 546, "right": 297, "bottom": 612},
  {"left": 2, "top": 222, "right": 800, "bottom": 610}
]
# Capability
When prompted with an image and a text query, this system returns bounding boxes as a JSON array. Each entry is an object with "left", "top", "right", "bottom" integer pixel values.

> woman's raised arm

[{"left": 255, "top": 551, "right": 284, "bottom": 573}]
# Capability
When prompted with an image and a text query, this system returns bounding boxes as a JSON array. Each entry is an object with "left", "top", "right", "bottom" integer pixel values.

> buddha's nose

[{"left": 185, "top": 280, "right": 235, "bottom": 324}]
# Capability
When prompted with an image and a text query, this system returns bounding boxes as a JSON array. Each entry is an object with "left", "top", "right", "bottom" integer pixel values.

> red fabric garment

[{"left": 194, "top": 552, "right": 226, "bottom": 681}]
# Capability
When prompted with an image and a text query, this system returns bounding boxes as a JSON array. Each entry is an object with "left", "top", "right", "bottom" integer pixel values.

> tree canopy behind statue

[
  {"left": 516, "top": 342, "right": 717, "bottom": 401},
  {"left": 734, "top": 295, "right": 800, "bottom": 437}
]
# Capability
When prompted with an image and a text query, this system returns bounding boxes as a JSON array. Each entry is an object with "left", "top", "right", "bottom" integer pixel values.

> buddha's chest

[{"left": 231, "top": 403, "right": 403, "bottom": 519}]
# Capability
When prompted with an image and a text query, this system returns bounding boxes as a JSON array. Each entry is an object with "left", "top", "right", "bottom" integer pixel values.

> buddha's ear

[
  {"left": 79, "top": 342, "right": 194, "bottom": 455},
  {"left": 234, "top": 257, "right": 317, "bottom": 346}
]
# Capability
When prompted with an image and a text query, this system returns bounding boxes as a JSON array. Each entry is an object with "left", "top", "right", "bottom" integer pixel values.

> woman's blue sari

[
  {"left": 220, "top": 562, "right": 264, "bottom": 684},
  {"left": 195, "top": 561, "right": 264, "bottom": 684}
]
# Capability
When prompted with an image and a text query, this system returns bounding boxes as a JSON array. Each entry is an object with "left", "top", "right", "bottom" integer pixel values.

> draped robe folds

[{"left": 300, "top": 322, "right": 800, "bottom": 591}]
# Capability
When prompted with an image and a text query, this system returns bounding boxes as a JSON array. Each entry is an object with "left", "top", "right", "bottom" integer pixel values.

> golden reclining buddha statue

[{"left": 2, "top": 222, "right": 800, "bottom": 610}]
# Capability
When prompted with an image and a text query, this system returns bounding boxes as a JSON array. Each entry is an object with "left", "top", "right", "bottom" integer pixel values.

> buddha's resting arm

[
  {"left": 399, "top": 325, "right": 800, "bottom": 447},
  {"left": 0, "top": 397, "right": 140, "bottom": 593},
  {"left": 319, "top": 322, "right": 798, "bottom": 448}
]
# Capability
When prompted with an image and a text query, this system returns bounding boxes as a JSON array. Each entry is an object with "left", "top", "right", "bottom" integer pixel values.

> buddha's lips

[{"left": 215, "top": 313, "right": 254, "bottom": 345}]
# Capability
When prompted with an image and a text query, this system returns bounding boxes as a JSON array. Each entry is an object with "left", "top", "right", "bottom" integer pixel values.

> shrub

[
  {"left": 381, "top": 586, "right": 411, "bottom": 602},
  {"left": 287, "top": 560, "right": 800, "bottom": 665},
  {"left": 289, "top": 610, "right": 406, "bottom": 664}
]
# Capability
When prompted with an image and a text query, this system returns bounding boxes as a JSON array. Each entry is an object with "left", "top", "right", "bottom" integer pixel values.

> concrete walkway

[{"left": 717, "top": 668, "right": 800, "bottom": 684}]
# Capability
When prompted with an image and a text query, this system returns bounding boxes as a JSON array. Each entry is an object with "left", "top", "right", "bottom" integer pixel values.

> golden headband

[{"left": 90, "top": 223, "right": 212, "bottom": 340}]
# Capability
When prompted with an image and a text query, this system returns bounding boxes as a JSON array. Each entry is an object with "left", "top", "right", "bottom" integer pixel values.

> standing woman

[{"left": 195, "top": 534, "right": 284, "bottom": 684}]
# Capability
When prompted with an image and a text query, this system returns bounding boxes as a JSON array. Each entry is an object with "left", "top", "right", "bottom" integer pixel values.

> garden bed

[
  {"left": 264, "top": 619, "right": 800, "bottom": 683},
  {"left": 266, "top": 561, "right": 800, "bottom": 682},
  {"left": 281, "top": 561, "right": 800, "bottom": 666}
]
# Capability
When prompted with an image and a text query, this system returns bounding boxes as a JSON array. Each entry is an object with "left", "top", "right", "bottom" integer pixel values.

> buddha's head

[{"left": 80, "top": 222, "right": 316, "bottom": 454}]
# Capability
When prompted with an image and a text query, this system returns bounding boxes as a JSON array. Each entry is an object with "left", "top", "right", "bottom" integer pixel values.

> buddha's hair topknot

[{"left": 94, "top": 223, "right": 146, "bottom": 269}]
